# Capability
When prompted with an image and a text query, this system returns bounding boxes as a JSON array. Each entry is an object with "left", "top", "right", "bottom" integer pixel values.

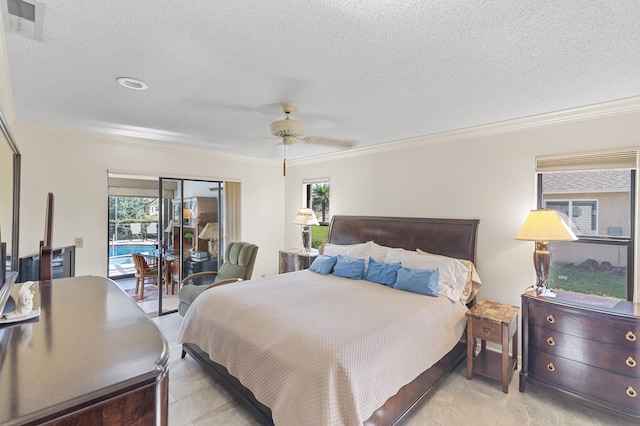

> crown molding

[
  {"left": 290, "top": 96, "right": 640, "bottom": 166},
  {"left": 13, "top": 119, "right": 275, "bottom": 166}
]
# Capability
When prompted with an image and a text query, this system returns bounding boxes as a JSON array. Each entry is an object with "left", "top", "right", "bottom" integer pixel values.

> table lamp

[
  {"left": 515, "top": 209, "right": 578, "bottom": 296},
  {"left": 293, "top": 208, "right": 319, "bottom": 253},
  {"left": 198, "top": 222, "right": 219, "bottom": 257}
]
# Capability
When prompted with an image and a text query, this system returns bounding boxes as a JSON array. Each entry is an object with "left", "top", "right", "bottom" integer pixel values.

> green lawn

[
  {"left": 548, "top": 264, "right": 627, "bottom": 300},
  {"left": 311, "top": 226, "right": 329, "bottom": 248}
]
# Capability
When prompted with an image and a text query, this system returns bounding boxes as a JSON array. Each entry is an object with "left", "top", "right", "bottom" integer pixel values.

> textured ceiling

[{"left": 2, "top": 1, "right": 640, "bottom": 161}]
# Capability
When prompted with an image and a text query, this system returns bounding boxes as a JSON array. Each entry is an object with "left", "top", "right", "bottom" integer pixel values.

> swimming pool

[{"left": 109, "top": 244, "right": 157, "bottom": 265}]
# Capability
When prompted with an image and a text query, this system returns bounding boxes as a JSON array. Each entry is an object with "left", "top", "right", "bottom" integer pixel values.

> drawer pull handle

[
  {"left": 546, "top": 314, "right": 555, "bottom": 324},
  {"left": 482, "top": 327, "right": 491, "bottom": 334},
  {"left": 626, "top": 357, "right": 637, "bottom": 368},
  {"left": 546, "top": 337, "right": 556, "bottom": 346},
  {"left": 627, "top": 387, "right": 637, "bottom": 398},
  {"left": 547, "top": 362, "right": 555, "bottom": 372},
  {"left": 626, "top": 331, "right": 637, "bottom": 342}
]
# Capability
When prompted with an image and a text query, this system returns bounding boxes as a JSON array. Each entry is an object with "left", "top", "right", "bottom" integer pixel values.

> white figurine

[{"left": 1, "top": 281, "right": 36, "bottom": 320}]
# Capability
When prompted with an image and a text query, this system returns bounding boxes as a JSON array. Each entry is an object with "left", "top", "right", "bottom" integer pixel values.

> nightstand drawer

[{"left": 471, "top": 318, "right": 503, "bottom": 344}]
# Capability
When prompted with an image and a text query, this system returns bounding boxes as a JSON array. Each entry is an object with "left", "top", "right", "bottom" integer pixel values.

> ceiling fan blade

[{"left": 303, "top": 136, "right": 355, "bottom": 147}]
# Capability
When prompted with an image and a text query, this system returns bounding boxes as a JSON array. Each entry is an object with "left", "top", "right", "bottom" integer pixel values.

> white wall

[
  {"left": 285, "top": 101, "right": 640, "bottom": 307},
  {"left": 12, "top": 120, "right": 285, "bottom": 279}
]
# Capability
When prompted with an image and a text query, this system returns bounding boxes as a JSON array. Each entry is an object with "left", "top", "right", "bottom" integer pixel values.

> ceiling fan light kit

[
  {"left": 268, "top": 102, "right": 356, "bottom": 176},
  {"left": 270, "top": 103, "right": 306, "bottom": 140}
]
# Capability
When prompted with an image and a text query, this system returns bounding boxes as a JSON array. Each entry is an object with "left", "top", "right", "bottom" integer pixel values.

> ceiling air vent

[{"left": 1, "top": 0, "right": 43, "bottom": 40}]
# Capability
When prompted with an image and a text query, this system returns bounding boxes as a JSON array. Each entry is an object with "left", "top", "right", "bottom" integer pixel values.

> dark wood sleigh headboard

[{"left": 327, "top": 215, "right": 479, "bottom": 263}]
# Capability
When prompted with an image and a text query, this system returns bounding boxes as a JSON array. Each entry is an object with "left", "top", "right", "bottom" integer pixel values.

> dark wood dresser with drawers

[
  {"left": 0, "top": 276, "right": 169, "bottom": 425},
  {"left": 520, "top": 288, "right": 639, "bottom": 421}
]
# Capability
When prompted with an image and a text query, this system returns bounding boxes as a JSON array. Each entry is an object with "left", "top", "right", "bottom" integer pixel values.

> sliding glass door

[{"left": 157, "top": 178, "right": 223, "bottom": 315}]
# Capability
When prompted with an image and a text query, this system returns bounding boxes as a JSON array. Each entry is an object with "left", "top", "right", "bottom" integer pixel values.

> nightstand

[
  {"left": 279, "top": 249, "right": 319, "bottom": 273},
  {"left": 466, "top": 299, "right": 519, "bottom": 393}
]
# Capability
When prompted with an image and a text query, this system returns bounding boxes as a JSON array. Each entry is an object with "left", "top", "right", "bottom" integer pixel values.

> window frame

[
  {"left": 304, "top": 179, "right": 330, "bottom": 226},
  {"left": 536, "top": 171, "right": 635, "bottom": 300}
]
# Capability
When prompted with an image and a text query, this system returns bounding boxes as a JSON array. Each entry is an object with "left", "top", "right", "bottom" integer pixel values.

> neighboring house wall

[{"left": 544, "top": 192, "right": 630, "bottom": 236}]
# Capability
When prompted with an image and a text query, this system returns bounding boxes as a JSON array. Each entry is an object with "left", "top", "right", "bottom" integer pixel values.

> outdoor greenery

[
  {"left": 108, "top": 196, "right": 159, "bottom": 241},
  {"left": 548, "top": 263, "right": 626, "bottom": 300},
  {"left": 311, "top": 183, "right": 330, "bottom": 223},
  {"left": 311, "top": 225, "right": 329, "bottom": 249}
]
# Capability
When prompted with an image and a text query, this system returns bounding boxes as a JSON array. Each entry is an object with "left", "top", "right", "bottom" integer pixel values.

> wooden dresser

[
  {"left": 0, "top": 276, "right": 169, "bottom": 425},
  {"left": 520, "top": 288, "right": 639, "bottom": 421}
]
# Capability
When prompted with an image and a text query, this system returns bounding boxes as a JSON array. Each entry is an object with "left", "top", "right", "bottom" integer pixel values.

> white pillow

[
  {"left": 385, "top": 250, "right": 468, "bottom": 302},
  {"left": 417, "top": 249, "right": 482, "bottom": 304},
  {"left": 323, "top": 242, "right": 372, "bottom": 272},
  {"left": 369, "top": 241, "right": 394, "bottom": 262}
]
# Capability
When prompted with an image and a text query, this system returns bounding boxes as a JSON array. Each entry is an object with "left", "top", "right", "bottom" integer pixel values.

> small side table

[
  {"left": 466, "top": 299, "right": 519, "bottom": 393},
  {"left": 279, "top": 249, "right": 319, "bottom": 273}
]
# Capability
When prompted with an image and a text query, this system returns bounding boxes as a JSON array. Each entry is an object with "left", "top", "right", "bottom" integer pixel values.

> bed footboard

[{"left": 182, "top": 328, "right": 468, "bottom": 426}]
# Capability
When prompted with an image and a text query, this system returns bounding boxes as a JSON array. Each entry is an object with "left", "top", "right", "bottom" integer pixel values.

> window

[
  {"left": 304, "top": 180, "right": 330, "bottom": 248},
  {"left": 536, "top": 148, "right": 636, "bottom": 301}
]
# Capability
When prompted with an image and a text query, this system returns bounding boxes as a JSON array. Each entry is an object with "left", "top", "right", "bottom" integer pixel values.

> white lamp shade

[
  {"left": 515, "top": 209, "right": 578, "bottom": 242},
  {"left": 163, "top": 220, "right": 174, "bottom": 233},
  {"left": 198, "top": 222, "right": 219, "bottom": 240},
  {"left": 293, "top": 208, "right": 319, "bottom": 226}
]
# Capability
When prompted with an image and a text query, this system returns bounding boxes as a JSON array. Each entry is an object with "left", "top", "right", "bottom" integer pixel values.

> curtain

[{"left": 224, "top": 181, "right": 241, "bottom": 244}]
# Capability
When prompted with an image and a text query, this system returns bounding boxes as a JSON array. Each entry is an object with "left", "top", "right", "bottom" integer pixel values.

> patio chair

[
  {"left": 178, "top": 241, "right": 258, "bottom": 316},
  {"left": 146, "top": 222, "right": 158, "bottom": 241},
  {"left": 130, "top": 223, "right": 143, "bottom": 241},
  {"left": 131, "top": 253, "right": 158, "bottom": 300}
]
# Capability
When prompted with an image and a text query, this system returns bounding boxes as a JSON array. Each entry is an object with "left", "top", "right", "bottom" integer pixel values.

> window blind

[{"left": 536, "top": 146, "right": 638, "bottom": 172}]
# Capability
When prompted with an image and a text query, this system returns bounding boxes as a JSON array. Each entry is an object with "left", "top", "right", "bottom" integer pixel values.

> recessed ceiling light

[{"left": 116, "top": 77, "right": 148, "bottom": 90}]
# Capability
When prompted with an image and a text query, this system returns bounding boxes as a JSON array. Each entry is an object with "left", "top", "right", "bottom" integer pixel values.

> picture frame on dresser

[{"left": 520, "top": 287, "right": 640, "bottom": 422}]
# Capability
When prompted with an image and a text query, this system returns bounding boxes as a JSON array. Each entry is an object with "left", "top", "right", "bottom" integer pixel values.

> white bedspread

[{"left": 179, "top": 270, "right": 468, "bottom": 425}]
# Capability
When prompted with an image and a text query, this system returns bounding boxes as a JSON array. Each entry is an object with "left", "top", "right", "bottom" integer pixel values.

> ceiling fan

[{"left": 269, "top": 102, "right": 354, "bottom": 175}]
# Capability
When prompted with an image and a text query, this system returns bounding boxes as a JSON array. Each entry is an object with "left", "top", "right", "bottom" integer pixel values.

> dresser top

[
  {"left": 0, "top": 276, "right": 169, "bottom": 425},
  {"left": 522, "top": 287, "right": 640, "bottom": 318},
  {"left": 466, "top": 299, "right": 519, "bottom": 325}
]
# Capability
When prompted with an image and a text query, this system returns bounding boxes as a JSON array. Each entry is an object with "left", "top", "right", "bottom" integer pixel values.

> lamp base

[
  {"left": 533, "top": 283, "right": 556, "bottom": 297},
  {"left": 300, "top": 225, "right": 311, "bottom": 253},
  {"left": 207, "top": 239, "right": 218, "bottom": 258}
]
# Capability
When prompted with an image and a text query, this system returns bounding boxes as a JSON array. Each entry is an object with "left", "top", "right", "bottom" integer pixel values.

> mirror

[{"left": 0, "top": 110, "right": 20, "bottom": 278}]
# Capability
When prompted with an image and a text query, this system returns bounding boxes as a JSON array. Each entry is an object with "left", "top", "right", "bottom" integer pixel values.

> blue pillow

[
  {"left": 394, "top": 267, "right": 439, "bottom": 297},
  {"left": 333, "top": 255, "right": 365, "bottom": 280},
  {"left": 309, "top": 255, "right": 337, "bottom": 275},
  {"left": 364, "top": 257, "right": 401, "bottom": 286}
]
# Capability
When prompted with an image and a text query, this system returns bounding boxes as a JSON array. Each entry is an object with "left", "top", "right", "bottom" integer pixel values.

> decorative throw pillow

[
  {"left": 386, "top": 251, "right": 468, "bottom": 302},
  {"left": 333, "top": 255, "right": 365, "bottom": 280},
  {"left": 364, "top": 257, "right": 402, "bottom": 286},
  {"left": 309, "top": 255, "right": 338, "bottom": 275},
  {"left": 393, "top": 267, "right": 439, "bottom": 297}
]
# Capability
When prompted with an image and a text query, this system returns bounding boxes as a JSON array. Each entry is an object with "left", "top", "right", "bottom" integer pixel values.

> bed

[{"left": 179, "top": 215, "right": 480, "bottom": 425}]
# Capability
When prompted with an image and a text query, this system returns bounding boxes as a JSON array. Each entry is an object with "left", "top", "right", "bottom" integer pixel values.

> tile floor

[
  {"left": 115, "top": 277, "right": 180, "bottom": 315},
  {"left": 153, "top": 313, "right": 635, "bottom": 426}
]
